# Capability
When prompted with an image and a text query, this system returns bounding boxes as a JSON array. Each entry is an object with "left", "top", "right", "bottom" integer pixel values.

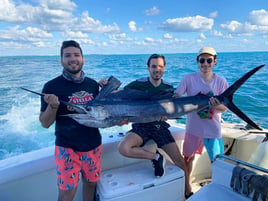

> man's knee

[
  {"left": 118, "top": 141, "right": 130, "bottom": 156},
  {"left": 118, "top": 132, "right": 142, "bottom": 156}
]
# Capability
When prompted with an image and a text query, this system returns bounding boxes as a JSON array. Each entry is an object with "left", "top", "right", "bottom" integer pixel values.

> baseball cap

[{"left": 197, "top": 47, "right": 217, "bottom": 56}]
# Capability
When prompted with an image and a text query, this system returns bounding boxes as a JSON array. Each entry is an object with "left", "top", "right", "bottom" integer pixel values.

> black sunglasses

[{"left": 199, "top": 58, "right": 213, "bottom": 64}]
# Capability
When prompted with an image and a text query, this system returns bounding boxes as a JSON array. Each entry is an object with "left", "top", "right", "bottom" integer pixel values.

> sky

[{"left": 0, "top": 0, "right": 268, "bottom": 56}]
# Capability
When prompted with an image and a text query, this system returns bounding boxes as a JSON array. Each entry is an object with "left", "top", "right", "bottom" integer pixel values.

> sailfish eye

[{"left": 85, "top": 106, "right": 92, "bottom": 112}]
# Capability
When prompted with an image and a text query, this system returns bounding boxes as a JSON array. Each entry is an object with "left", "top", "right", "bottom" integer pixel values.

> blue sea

[{"left": 0, "top": 52, "right": 268, "bottom": 161}]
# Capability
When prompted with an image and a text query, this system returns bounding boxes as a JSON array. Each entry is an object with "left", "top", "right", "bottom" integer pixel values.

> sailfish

[{"left": 22, "top": 65, "right": 265, "bottom": 130}]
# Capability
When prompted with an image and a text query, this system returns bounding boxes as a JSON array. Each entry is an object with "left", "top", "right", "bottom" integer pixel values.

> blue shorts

[
  {"left": 183, "top": 133, "right": 224, "bottom": 162},
  {"left": 204, "top": 138, "right": 224, "bottom": 161}
]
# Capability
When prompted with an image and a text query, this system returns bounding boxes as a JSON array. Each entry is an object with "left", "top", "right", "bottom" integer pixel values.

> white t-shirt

[{"left": 175, "top": 72, "right": 228, "bottom": 138}]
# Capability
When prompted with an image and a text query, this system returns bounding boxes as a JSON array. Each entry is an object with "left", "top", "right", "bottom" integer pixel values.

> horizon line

[{"left": 1, "top": 50, "right": 268, "bottom": 57}]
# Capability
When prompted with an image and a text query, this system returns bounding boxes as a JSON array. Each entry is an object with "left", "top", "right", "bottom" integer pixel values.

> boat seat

[
  {"left": 188, "top": 159, "right": 267, "bottom": 201},
  {"left": 187, "top": 183, "right": 251, "bottom": 201}
]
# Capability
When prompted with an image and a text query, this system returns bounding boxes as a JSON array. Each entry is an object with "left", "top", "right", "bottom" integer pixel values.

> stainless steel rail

[{"left": 215, "top": 154, "right": 268, "bottom": 174}]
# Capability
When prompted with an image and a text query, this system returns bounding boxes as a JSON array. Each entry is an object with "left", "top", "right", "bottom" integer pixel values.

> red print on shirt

[{"left": 67, "top": 91, "right": 94, "bottom": 111}]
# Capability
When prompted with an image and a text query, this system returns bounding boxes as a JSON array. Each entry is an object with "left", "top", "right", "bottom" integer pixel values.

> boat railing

[{"left": 215, "top": 154, "right": 268, "bottom": 174}]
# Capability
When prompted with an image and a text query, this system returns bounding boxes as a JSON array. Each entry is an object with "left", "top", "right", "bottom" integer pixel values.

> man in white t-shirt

[{"left": 174, "top": 47, "right": 228, "bottom": 185}]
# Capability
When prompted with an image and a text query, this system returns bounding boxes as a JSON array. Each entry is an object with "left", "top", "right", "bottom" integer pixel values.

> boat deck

[{"left": 0, "top": 122, "right": 267, "bottom": 201}]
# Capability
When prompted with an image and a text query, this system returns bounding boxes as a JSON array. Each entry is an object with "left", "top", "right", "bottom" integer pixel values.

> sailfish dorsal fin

[{"left": 95, "top": 76, "right": 122, "bottom": 100}]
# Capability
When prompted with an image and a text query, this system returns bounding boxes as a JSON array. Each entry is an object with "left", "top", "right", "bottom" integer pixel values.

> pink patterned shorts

[{"left": 55, "top": 145, "right": 102, "bottom": 190}]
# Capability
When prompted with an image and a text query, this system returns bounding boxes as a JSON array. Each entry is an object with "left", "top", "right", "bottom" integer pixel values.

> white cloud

[
  {"left": 0, "top": 1, "right": 120, "bottom": 33},
  {"left": 223, "top": 34, "right": 233, "bottom": 39},
  {"left": 163, "top": 33, "right": 173, "bottom": 39},
  {"left": 1, "top": 41, "right": 30, "bottom": 49},
  {"left": 0, "top": 25, "right": 53, "bottom": 42},
  {"left": 212, "top": 30, "right": 223, "bottom": 37},
  {"left": 63, "top": 31, "right": 88, "bottom": 38},
  {"left": 33, "top": 41, "right": 46, "bottom": 47},
  {"left": 0, "top": 0, "right": 74, "bottom": 26},
  {"left": 248, "top": 9, "right": 268, "bottom": 26},
  {"left": 209, "top": 11, "right": 218, "bottom": 19},
  {"left": 144, "top": 37, "right": 154, "bottom": 42},
  {"left": 242, "top": 38, "right": 249, "bottom": 43},
  {"left": 0, "top": 0, "right": 18, "bottom": 22},
  {"left": 221, "top": 20, "right": 262, "bottom": 34},
  {"left": 199, "top": 33, "right": 206, "bottom": 39},
  {"left": 221, "top": 21, "right": 243, "bottom": 33},
  {"left": 197, "top": 39, "right": 202, "bottom": 43},
  {"left": 75, "top": 39, "right": 95, "bottom": 45},
  {"left": 39, "top": 0, "right": 77, "bottom": 11},
  {"left": 71, "top": 11, "right": 120, "bottom": 33},
  {"left": 129, "top": 21, "right": 137, "bottom": 32},
  {"left": 221, "top": 9, "right": 268, "bottom": 35},
  {"left": 212, "top": 30, "right": 233, "bottom": 39},
  {"left": 159, "top": 15, "right": 214, "bottom": 32},
  {"left": 144, "top": 37, "right": 162, "bottom": 43},
  {"left": 128, "top": 21, "right": 143, "bottom": 32},
  {"left": 145, "top": 6, "right": 160, "bottom": 16},
  {"left": 108, "top": 33, "right": 133, "bottom": 41}
]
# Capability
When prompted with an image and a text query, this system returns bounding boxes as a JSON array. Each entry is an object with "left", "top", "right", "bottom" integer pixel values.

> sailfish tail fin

[{"left": 217, "top": 65, "right": 265, "bottom": 130}]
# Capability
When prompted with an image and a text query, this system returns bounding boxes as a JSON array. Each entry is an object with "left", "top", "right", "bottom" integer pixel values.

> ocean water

[{"left": 0, "top": 52, "right": 268, "bottom": 160}]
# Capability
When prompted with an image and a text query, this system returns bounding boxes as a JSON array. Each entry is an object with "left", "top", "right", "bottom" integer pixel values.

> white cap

[{"left": 198, "top": 47, "right": 217, "bottom": 56}]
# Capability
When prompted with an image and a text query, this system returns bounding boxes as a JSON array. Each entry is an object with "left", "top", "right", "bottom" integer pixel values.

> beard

[
  {"left": 151, "top": 72, "right": 163, "bottom": 80},
  {"left": 65, "top": 67, "right": 82, "bottom": 75},
  {"left": 63, "top": 62, "right": 83, "bottom": 75},
  {"left": 152, "top": 76, "right": 161, "bottom": 81}
]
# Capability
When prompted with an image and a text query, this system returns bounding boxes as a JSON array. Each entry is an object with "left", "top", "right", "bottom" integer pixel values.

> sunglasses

[{"left": 199, "top": 58, "right": 213, "bottom": 64}]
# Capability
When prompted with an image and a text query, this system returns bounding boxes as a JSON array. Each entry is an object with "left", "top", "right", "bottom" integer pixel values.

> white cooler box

[{"left": 96, "top": 161, "right": 185, "bottom": 201}]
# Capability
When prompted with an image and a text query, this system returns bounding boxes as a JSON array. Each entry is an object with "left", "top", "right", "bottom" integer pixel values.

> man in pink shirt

[{"left": 174, "top": 47, "right": 228, "bottom": 185}]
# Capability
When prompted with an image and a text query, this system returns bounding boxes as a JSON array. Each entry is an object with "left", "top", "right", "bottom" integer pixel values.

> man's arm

[{"left": 39, "top": 94, "right": 60, "bottom": 128}]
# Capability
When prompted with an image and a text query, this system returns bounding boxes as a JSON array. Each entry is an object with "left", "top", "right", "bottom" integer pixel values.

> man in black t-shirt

[
  {"left": 117, "top": 54, "right": 192, "bottom": 197},
  {"left": 40, "top": 40, "right": 101, "bottom": 201}
]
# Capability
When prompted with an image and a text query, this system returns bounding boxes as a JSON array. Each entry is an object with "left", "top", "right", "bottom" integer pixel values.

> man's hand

[
  {"left": 117, "top": 119, "right": 129, "bottom": 126},
  {"left": 98, "top": 78, "right": 108, "bottom": 88},
  {"left": 209, "top": 97, "right": 221, "bottom": 107},
  {"left": 159, "top": 116, "right": 168, "bottom": 121},
  {"left": 43, "top": 94, "right": 60, "bottom": 110},
  {"left": 172, "top": 93, "right": 181, "bottom": 98},
  {"left": 209, "top": 97, "right": 227, "bottom": 112}
]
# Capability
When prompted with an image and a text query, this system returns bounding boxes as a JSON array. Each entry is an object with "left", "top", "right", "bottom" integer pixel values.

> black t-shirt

[{"left": 41, "top": 75, "right": 101, "bottom": 152}]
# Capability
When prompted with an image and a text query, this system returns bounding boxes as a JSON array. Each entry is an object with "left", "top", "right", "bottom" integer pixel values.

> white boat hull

[{"left": 0, "top": 122, "right": 267, "bottom": 201}]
